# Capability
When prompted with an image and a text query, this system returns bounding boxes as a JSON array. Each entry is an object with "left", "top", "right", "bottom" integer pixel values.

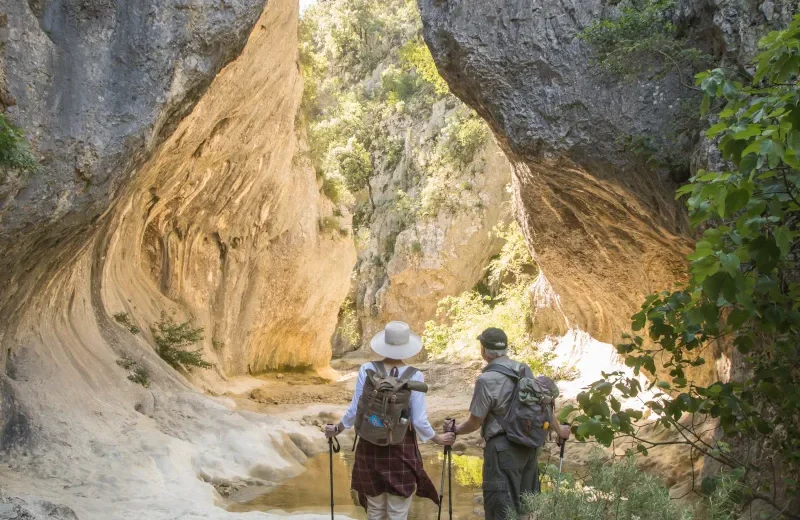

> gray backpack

[
  {"left": 354, "top": 362, "right": 423, "bottom": 446},
  {"left": 485, "top": 363, "right": 555, "bottom": 448}
]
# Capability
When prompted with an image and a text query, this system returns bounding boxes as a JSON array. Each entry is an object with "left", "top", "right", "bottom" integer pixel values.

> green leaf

[
  {"left": 724, "top": 188, "right": 751, "bottom": 216},
  {"left": 631, "top": 310, "right": 646, "bottom": 332},
  {"left": 719, "top": 253, "right": 741, "bottom": 275},
  {"left": 761, "top": 138, "right": 785, "bottom": 169},
  {"left": 706, "top": 122, "right": 728, "bottom": 138},
  {"left": 749, "top": 235, "right": 781, "bottom": 272},
  {"left": 774, "top": 225, "right": 793, "bottom": 256},
  {"left": 732, "top": 125, "right": 763, "bottom": 140}
]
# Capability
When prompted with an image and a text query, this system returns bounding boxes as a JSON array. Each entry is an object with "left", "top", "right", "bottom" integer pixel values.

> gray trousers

[{"left": 482, "top": 435, "right": 539, "bottom": 520}]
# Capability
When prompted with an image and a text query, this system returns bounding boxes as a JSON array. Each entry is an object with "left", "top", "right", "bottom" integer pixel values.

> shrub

[
  {"left": 522, "top": 452, "right": 692, "bottom": 520},
  {"left": 0, "top": 113, "right": 38, "bottom": 174},
  {"left": 579, "top": 0, "right": 709, "bottom": 79},
  {"left": 319, "top": 216, "right": 341, "bottom": 235},
  {"left": 150, "top": 313, "right": 211, "bottom": 370},
  {"left": 437, "top": 113, "right": 489, "bottom": 167},
  {"left": 327, "top": 137, "right": 373, "bottom": 193},
  {"left": 117, "top": 356, "right": 151, "bottom": 388},
  {"left": 399, "top": 38, "right": 450, "bottom": 95},
  {"left": 488, "top": 222, "right": 534, "bottom": 288},
  {"left": 128, "top": 366, "right": 151, "bottom": 388},
  {"left": 113, "top": 312, "right": 140, "bottom": 334},
  {"left": 338, "top": 297, "right": 361, "bottom": 347},
  {"left": 116, "top": 355, "right": 137, "bottom": 370}
]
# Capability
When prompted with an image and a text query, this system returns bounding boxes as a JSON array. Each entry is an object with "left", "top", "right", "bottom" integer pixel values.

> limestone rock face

[
  {"left": 418, "top": 0, "right": 693, "bottom": 341},
  {"left": 355, "top": 131, "right": 511, "bottom": 346},
  {"left": 0, "top": 0, "right": 353, "bottom": 516},
  {"left": 417, "top": 0, "right": 795, "bottom": 341}
]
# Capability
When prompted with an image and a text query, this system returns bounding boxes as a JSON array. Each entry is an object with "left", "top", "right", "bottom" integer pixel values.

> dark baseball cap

[{"left": 477, "top": 328, "right": 508, "bottom": 350}]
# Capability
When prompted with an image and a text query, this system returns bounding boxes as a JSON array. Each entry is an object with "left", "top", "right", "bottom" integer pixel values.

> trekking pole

[
  {"left": 447, "top": 445, "right": 453, "bottom": 520},
  {"left": 554, "top": 424, "right": 568, "bottom": 501},
  {"left": 327, "top": 426, "right": 341, "bottom": 520},
  {"left": 437, "top": 445, "right": 446, "bottom": 520},
  {"left": 438, "top": 418, "right": 456, "bottom": 520}
]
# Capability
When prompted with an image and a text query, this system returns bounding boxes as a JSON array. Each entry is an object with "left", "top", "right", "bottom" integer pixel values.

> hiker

[
  {"left": 324, "top": 321, "right": 455, "bottom": 520},
  {"left": 448, "top": 327, "right": 570, "bottom": 520}
]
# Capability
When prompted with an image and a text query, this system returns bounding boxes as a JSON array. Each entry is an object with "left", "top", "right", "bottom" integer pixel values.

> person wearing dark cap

[{"left": 447, "top": 327, "right": 570, "bottom": 520}]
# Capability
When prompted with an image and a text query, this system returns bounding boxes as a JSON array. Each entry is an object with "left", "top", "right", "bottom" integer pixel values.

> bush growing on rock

[
  {"left": 150, "top": 313, "right": 211, "bottom": 370},
  {"left": 0, "top": 113, "right": 38, "bottom": 176},
  {"left": 112, "top": 312, "right": 140, "bottom": 334},
  {"left": 523, "top": 453, "right": 693, "bottom": 520}
]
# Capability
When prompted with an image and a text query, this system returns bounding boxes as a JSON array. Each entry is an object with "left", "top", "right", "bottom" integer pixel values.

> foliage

[
  {"left": 117, "top": 356, "right": 151, "bottom": 388},
  {"left": 523, "top": 452, "right": 693, "bottom": 520},
  {"left": 299, "top": 0, "right": 488, "bottom": 229},
  {"left": 568, "top": 16, "right": 800, "bottom": 517},
  {"left": 0, "top": 113, "right": 38, "bottom": 174},
  {"left": 436, "top": 113, "right": 489, "bottom": 168},
  {"left": 399, "top": 38, "right": 450, "bottom": 95},
  {"left": 488, "top": 222, "right": 534, "bottom": 287},
  {"left": 338, "top": 297, "right": 361, "bottom": 347},
  {"left": 116, "top": 356, "right": 137, "bottom": 370},
  {"left": 423, "top": 224, "right": 571, "bottom": 379},
  {"left": 128, "top": 366, "right": 151, "bottom": 388},
  {"left": 113, "top": 312, "right": 141, "bottom": 334},
  {"left": 580, "top": 0, "right": 709, "bottom": 79},
  {"left": 151, "top": 313, "right": 211, "bottom": 370}
]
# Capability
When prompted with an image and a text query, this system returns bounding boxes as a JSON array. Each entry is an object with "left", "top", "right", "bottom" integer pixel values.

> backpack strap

[
  {"left": 400, "top": 366, "right": 419, "bottom": 383},
  {"left": 483, "top": 364, "right": 522, "bottom": 381},
  {"left": 373, "top": 361, "right": 387, "bottom": 376}
]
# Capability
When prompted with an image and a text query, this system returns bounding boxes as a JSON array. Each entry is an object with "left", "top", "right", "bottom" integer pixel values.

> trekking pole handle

[{"left": 443, "top": 417, "right": 456, "bottom": 433}]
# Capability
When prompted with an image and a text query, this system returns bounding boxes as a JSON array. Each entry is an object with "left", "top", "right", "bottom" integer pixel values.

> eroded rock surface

[
  {"left": 418, "top": 0, "right": 794, "bottom": 341},
  {"left": 0, "top": 0, "right": 352, "bottom": 517}
]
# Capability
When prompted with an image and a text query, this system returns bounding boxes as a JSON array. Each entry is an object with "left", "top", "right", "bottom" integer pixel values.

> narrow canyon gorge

[{"left": 1, "top": 0, "right": 797, "bottom": 519}]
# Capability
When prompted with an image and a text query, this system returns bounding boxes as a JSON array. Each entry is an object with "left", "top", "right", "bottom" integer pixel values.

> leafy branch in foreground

[
  {"left": 151, "top": 313, "right": 211, "bottom": 370},
  {"left": 565, "top": 15, "right": 800, "bottom": 519}
]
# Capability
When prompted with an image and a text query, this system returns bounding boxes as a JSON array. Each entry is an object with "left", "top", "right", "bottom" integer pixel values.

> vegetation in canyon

[
  {"left": 524, "top": 452, "right": 743, "bottom": 520},
  {"left": 151, "top": 313, "right": 212, "bottom": 370},
  {"left": 423, "top": 223, "right": 575, "bottom": 380},
  {"left": 569, "top": 14, "right": 800, "bottom": 517},
  {"left": 113, "top": 312, "right": 141, "bottom": 334},
  {"left": 116, "top": 356, "right": 151, "bottom": 388},
  {"left": 299, "top": 0, "right": 490, "bottom": 228},
  {"left": 300, "top": 0, "right": 507, "bottom": 352},
  {"left": 0, "top": 113, "right": 38, "bottom": 176}
]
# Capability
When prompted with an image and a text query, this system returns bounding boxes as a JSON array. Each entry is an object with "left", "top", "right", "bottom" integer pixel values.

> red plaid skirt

[{"left": 351, "top": 430, "right": 440, "bottom": 509}]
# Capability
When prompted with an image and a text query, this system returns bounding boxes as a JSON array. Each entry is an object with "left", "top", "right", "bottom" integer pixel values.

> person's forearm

[{"left": 455, "top": 415, "right": 483, "bottom": 435}]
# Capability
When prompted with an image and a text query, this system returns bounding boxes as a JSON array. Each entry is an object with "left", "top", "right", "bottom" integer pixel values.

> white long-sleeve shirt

[{"left": 340, "top": 362, "right": 436, "bottom": 442}]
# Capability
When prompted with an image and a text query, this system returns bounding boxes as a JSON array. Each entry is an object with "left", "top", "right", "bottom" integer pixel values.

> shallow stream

[{"left": 228, "top": 446, "right": 485, "bottom": 520}]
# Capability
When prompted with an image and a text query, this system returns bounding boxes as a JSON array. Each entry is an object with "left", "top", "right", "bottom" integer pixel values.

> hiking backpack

[
  {"left": 484, "top": 363, "right": 556, "bottom": 448},
  {"left": 354, "top": 362, "right": 424, "bottom": 446}
]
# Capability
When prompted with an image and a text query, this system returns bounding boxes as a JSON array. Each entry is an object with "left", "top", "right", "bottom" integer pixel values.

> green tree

[
  {"left": 566, "top": 16, "right": 800, "bottom": 518},
  {"left": 151, "top": 313, "right": 212, "bottom": 370}
]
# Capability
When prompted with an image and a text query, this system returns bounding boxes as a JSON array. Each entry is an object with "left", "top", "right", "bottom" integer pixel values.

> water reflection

[{"left": 228, "top": 449, "right": 484, "bottom": 520}]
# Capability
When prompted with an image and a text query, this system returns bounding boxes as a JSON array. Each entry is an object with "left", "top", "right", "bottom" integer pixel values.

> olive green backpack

[{"left": 354, "top": 362, "right": 425, "bottom": 446}]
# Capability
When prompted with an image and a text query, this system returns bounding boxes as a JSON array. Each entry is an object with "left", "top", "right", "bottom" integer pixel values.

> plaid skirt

[{"left": 351, "top": 430, "right": 440, "bottom": 509}]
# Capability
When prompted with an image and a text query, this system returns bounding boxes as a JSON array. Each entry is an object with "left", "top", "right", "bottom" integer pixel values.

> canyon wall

[
  {"left": 417, "top": 0, "right": 796, "bottom": 343},
  {"left": 0, "top": 0, "right": 352, "bottom": 517}
]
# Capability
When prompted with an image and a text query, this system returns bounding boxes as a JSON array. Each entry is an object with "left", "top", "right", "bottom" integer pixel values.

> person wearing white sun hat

[{"left": 324, "top": 321, "right": 454, "bottom": 520}]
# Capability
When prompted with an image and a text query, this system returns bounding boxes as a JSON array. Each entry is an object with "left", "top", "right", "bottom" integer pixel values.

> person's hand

[
  {"left": 433, "top": 432, "right": 456, "bottom": 446},
  {"left": 556, "top": 424, "right": 571, "bottom": 442},
  {"left": 324, "top": 424, "right": 340, "bottom": 438},
  {"left": 443, "top": 418, "right": 456, "bottom": 433}
]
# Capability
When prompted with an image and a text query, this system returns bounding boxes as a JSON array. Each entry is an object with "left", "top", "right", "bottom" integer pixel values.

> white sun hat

[{"left": 370, "top": 321, "right": 423, "bottom": 360}]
